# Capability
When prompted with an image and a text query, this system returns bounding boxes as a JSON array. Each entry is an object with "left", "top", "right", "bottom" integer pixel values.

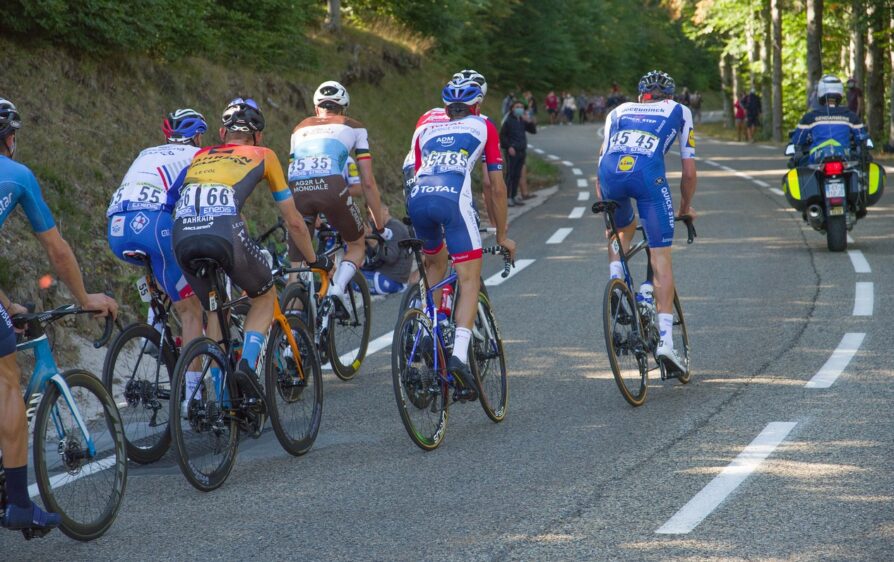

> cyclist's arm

[
  {"left": 354, "top": 130, "right": 386, "bottom": 231},
  {"left": 678, "top": 106, "right": 697, "bottom": 217},
  {"left": 265, "top": 150, "right": 316, "bottom": 262}
]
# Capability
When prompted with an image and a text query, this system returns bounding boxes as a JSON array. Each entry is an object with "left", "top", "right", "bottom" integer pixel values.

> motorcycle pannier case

[
  {"left": 783, "top": 168, "right": 820, "bottom": 211},
  {"left": 867, "top": 161, "right": 885, "bottom": 206}
]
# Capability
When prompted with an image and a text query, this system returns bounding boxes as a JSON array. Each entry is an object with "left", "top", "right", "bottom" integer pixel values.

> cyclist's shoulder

[{"left": 0, "top": 154, "right": 37, "bottom": 186}]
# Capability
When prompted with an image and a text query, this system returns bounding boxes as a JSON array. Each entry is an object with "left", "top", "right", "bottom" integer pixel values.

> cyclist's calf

[
  {"left": 0, "top": 354, "right": 28, "bottom": 466},
  {"left": 453, "top": 258, "right": 482, "bottom": 330},
  {"left": 650, "top": 247, "right": 675, "bottom": 315}
]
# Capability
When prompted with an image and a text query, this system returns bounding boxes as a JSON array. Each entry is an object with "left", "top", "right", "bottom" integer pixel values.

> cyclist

[
  {"left": 169, "top": 97, "right": 329, "bottom": 403},
  {"left": 594, "top": 70, "right": 696, "bottom": 375},
  {"left": 287, "top": 81, "right": 391, "bottom": 313},
  {"left": 408, "top": 79, "right": 516, "bottom": 398},
  {"left": 790, "top": 74, "right": 868, "bottom": 167},
  {"left": 106, "top": 109, "right": 206, "bottom": 383},
  {"left": 0, "top": 98, "right": 117, "bottom": 534}
]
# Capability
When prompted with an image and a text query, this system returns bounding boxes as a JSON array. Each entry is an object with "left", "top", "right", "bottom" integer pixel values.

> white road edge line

[
  {"left": 578, "top": 192, "right": 589, "bottom": 201},
  {"left": 568, "top": 207, "right": 586, "bottom": 219},
  {"left": 577, "top": 178, "right": 588, "bottom": 188},
  {"left": 847, "top": 250, "right": 871, "bottom": 273},
  {"left": 546, "top": 227, "right": 573, "bottom": 244},
  {"left": 548, "top": 154, "right": 560, "bottom": 161},
  {"left": 562, "top": 160, "right": 574, "bottom": 167},
  {"left": 853, "top": 282, "right": 873, "bottom": 316},
  {"left": 655, "top": 422, "right": 798, "bottom": 535},
  {"left": 572, "top": 168, "right": 583, "bottom": 176},
  {"left": 534, "top": 148, "right": 545, "bottom": 155},
  {"left": 753, "top": 179, "right": 771, "bottom": 188},
  {"left": 769, "top": 187, "right": 784, "bottom": 196},
  {"left": 847, "top": 234, "right": 855, "bottom": 244},
  {"left": 805, "top": 332, "right": 866, "bottom": 389},
  {"left": 324, "top": 330, "right": 395, "bottom": 371},
  {"left": 484, "top": 258, "right": 535, "bottom": 286}
]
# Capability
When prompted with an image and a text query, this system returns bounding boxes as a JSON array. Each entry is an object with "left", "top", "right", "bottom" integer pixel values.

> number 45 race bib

[
  {"left": 608, "top": 130, "right": 660, "bottom": 157},
  {"left": 175, "top": 184, "right": 238, "bottom": 219}
]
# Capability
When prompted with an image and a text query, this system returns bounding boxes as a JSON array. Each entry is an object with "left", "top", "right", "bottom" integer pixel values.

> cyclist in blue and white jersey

[
  {"left": 0, "top": 98, "right": 117, "bottom": 535},
  {"left": 595, "top": 70, "right": 697, "bottom": 374},
  {"left": 408, "top": 79, "right": 517, "bottom": 397}
]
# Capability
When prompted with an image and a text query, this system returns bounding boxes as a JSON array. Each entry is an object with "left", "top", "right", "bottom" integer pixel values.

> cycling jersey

[
  {"left": 0, "top": 155, "right": 55, "bottom": 233},
  {"left": 790, "top": 106, "right": 868, "bottom": 163},
  {"left": 408, "top": 114, "right": 502, "bottom": 262},
  {"left": 107, "top": 144, "right": 199, "bottom": 216},
  {"left": 345, "top": 156, "right": 360, "bottom": 187},
  {"left": 0, "top": 302, "right": 14, "bottom": 357},
  {"left": 598, "top": 100, "right": 695, "bottom": 248}
]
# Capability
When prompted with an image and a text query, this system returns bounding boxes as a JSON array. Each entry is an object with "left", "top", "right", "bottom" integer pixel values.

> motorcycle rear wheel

[{"left": 826, "top": 215, "right": 847, "bottom": 252}]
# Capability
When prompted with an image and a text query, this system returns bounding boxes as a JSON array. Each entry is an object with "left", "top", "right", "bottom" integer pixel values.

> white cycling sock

[
  {"left": 658, "top": 313, "right": 674, "bottom": 348},
  {"left": 609, "top": 261, "right": 624, "bottom": 280},
  {"left": 452, "top": 327, "right": 472, "bottom": 364},
  {"left": 185, "top": 371, "right": 203, "bottom": 400},
  {"left": 333, "top": 261, "right": 357, "bottom": 293},
  {"left": 147, "top": 307, "right": 162, "bottom": 335}
]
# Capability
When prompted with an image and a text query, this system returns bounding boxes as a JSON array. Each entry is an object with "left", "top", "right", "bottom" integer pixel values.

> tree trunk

[
  {"left": 721, "top": 53, "right": 734, "bottom": 128},
  {"left": 806, "top": 0, "right": 823, "bottom": 109},
  {"left": 326, "top": 0, "right": 341, "bottom": 31},
  {"left": 889, "top": 11, "right": 894, "bottom": 145},
  {"left": 865, "top": 3, "right": 884, "bottom": 137},
  {"left": 760, "top": 0, "right": 772, "bottom": 140},
  {"left": 771, "top": 0, "right": 784, "bottom": 142},
  {"left": 747, "top": 9, "right": 759, "bottom": 91},
  {"left": 850, "top": 1, "right": 865, "bottom": 88}
]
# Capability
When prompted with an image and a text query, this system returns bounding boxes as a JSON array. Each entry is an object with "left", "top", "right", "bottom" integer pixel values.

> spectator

[
  {"left": 846, "top": 77, "right": 864, "bottom": 117},
  {"left": 679, "top": 87, "right": 691, "bottom": 106},
  {"left": 734, "top": 94, "right": 746, "bottom": 141},
  {"left": 607, "top": 82, "right": 623, "bottom": 109},
  {"left": 501, "top": 92, "right": 515, "bottom": 118},
  {"left": 545, "top": 90, "right": 559, "bottom": 124},
  {"left": 361, "top": 205, "right": 412, "bottom": 295},
  {"left": 523, "top": 91, "right": 537, "bottom": 119},
  {"left": 576, "top": 92, "right": 588, "bottom": 123},
  {"left": 500, "top": 100, "right": 537, "bottom": 206},
  {"left": 594, "top": 95, "right": 606, "bottom": 120},
  {"left": 690, "top": 91, "right": 702, "bottom": 125},
  {"left": 562, "top": 92, "right": 576, "bottom": 125},
  {"left": 741, "top": 89, "right": 762, "bottom": 142}
]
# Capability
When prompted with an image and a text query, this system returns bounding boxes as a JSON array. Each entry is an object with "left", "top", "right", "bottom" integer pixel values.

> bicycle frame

[{"left": 601, "top": 208, "right": 653, "bottom": 295}]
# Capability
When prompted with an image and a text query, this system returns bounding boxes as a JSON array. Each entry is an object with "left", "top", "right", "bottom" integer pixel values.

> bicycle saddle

[
  {"left": 398, "top": 238, "right": 424, "bottom": 251},
  {"left": 592, "top": 200, "right": 618, "bottom": 214}
]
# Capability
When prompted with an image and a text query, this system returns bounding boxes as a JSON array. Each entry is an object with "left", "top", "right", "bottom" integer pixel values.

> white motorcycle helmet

[
  {"left": 314, "top": 81, "right": 350, "bottom": 109},
  {"left": 817, "top": 75, "right": 844, "bottom": 105}
]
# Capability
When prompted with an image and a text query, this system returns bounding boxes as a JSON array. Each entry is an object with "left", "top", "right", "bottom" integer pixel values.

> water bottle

[
  {"left": 636, "top": 282, "right": 655, "bottom": 314},
  {"left": 438, "top": 284, "right": 454, "bottom": 318}
]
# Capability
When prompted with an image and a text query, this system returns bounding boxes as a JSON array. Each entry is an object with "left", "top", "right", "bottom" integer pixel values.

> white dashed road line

[
  {"left": 324, "top": 330, "right": 395, "bottom": 370},
  {"left": 753, "top": 179, "right": 770, "bottom": 188},
  {"left": 484, "top": 259, "right": 535, "bottom": 286},
  {"left": 805, "top": 333, "right": 866, "bottom": 389},
  {"left": 847, "top": 250, "right": 871, "bottom": 273},
  {"left": 546, "top": 227, "right": 574, "bottom": 244},
  {"left": 562, "top": 160, "right": 574, "bottom": 167},
  {"left": 577, "top": 178, "right": 588, "bottom": 188},
  {"left": 656, "top": 422, "right": 798, "bottom": 535},
  {"left": 534, "top": 148, "right": 545, "bottom": 155},
  {"left": 30, "top": 457, "right": 118, "bottom": 499},
  {"left": 578, "top": 192, "right": 589, "bottom": 201},
  {"left": 548, "top": 154, "right": 560, "bottom": 161},
  {"left": 572, "top": 168, "right": 583, "bottom": 176},
  {"left": 568, "top": 207, "right": 586, "bottom": 219},
  {"left": 853, "top": 282, "right": 874, "bottom": 316},
  {"left": 769, "top": 187, "right": 784, "bottom": 196}
]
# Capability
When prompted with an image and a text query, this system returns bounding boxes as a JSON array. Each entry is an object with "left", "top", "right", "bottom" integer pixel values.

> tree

[
  {"left": 327, "top": 0, "right": 341, "bottom": 31},
  {"left": 771, "top": 0, "right": 784, "bottom": 141},
  {"left": 849, "top": 1, "right": 865, "bottom": 89},
  {"left": 805, "top": 0, "right": 823, "bottom": 109},
  {"left": 864, "top": 2, "right": 884, "bottom": 136}
]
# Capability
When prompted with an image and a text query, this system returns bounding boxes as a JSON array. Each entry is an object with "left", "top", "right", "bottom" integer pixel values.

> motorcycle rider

[{"left": 790, "top": 74, "right": 868, "bottom": 168}]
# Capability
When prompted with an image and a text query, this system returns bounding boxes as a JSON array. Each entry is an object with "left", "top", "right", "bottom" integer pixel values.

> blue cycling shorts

[
  {"left": 108, "top": 210, "right": 194, "bottom": 302},
  {"left": 407, "top": 192, "right": 482, "bottom": 263},
  {"left": 0, "top": 303, "right": 14, "bottom": 358},
  {"left": 598, "top": 158, "right": 675, "bottom": 248}
]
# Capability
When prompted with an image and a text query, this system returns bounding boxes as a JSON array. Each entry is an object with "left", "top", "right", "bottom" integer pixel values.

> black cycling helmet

[
  {"left": 638, "top": 70, "right": 676, "bottom": 97},
  {"left": 221, "top": 97, "right": 265, "bottom": 133},
  {"left": 0, "top": 98, "right": 22, "bottom": 139}
]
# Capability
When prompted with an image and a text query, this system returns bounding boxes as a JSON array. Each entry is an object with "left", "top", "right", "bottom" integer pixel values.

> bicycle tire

[
  {"left": 470, "top": 289, "right": 509, "bottom": 422},
  {"left": 603, "top": 278, "right": 649, "bottom": 406},
  {"left": 280, "top": 281, "right": 312, "bottom": 326},
  {"left": 265, "top": 313, "right": 323, "bottom": 456},
  {"left": 672, "top": 291, "right": 691, "bottom": 384},
  {"left": 33, "top": 369, "right": 128, "bottom": 541},
  {"left": 391, "top": 307, "right": 449, "bottom": 451},
  {"left": 328, "top": 270, "right": 371, "bottom": 381},
  {"left": 101, "top": 323, "right": 175, "bottom": 464},
  {"left": 169, "top": 337, "right": 239, "bottom": 492}
]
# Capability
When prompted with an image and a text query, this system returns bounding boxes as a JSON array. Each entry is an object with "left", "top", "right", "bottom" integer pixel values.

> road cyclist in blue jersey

[
  {"left": 595, "top": 70, "right": 698, "bottom": 375},
  {"left": 0, "top": 98, "right": 118, "bottom": 536}
]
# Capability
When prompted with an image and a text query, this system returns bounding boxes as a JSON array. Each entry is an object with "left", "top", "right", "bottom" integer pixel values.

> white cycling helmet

[
  {"left": 314, "top": 81, "right": 350, "bottom": 108},
  {"left": 452, "top": 69, "right": 488, "bottom": 98},
  {"left": 817, "top": 74, "right": 844, "bottom": 105}
]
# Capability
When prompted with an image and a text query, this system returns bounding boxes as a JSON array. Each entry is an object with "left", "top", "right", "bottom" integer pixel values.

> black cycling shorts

[
  {"left": 173, "top": 214, "right": 274, "bottom": 309},
  {"left": 0, "top": 303, "right": 15, "bottom": 358},
  {"left": 287, "top": 174, "right": 363, "bottom": 261}
]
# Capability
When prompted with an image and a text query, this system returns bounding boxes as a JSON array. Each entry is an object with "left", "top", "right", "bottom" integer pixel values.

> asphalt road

[{"left": 7, "top": 123, "right": 893, "bottom": 561}]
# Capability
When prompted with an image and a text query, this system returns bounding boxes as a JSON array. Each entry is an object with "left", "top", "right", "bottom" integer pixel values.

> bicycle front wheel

[
  {"left": 265, "top": 313, "right": 323, "bottom": 456},
  {"left": 391, "top": 307, "right": 448, "bottom": 451},
  {"left": 169, "top": 338, "right": 239, "bottom": 492},
  {"left": 101, "top": 323, "right": 174, "bottom": 464},
  {"left": 328, "top": 270, "right": 371, "bottom": 381},
  {"left": 33, "top": 370, "right": 127, "bottom": 541},
  {"left": 470, "top": 289, "right": 508, "bottom": 422},
  {"left": 672, "top": 291, "right": 691, "bottom": 384},
  {"left": 603, "top": 278, "right": 649, "bottom": 406}
]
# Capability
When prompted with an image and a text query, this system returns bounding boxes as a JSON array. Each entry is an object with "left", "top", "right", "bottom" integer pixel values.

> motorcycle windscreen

[
  {"left": 783, "top": 168, "right": 821, "bottom": 211},
  {"left": 867, "top": 161, "right": 886, "bottom": 206}
]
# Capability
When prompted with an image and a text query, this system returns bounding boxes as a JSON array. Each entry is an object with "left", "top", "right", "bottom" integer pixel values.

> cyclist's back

[{"left": 0, "top": 155, "right": 55, "bottom": 233}]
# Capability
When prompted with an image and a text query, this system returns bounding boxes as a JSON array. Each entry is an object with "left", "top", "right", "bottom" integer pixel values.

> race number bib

[
  {"left": 289, "top": 155, "right": 334, "bottom": 180},
  {"left": 608, "top": 130, "right": 660, "bottom": 157},
  {"left": 107, "top": 182, "right": 166, "bottom": 215},
  {"left": 420, "top": 149, "right": 470, "bottom": 176},
  {"left": 174, "top": 184, "right": 237, "bottom": 219}
]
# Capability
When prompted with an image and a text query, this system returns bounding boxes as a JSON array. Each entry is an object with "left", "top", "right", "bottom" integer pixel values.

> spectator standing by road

[
  {"left": 523, "top": 91, "right": 537, "bottom": 119},
  {"left": 576, "top": 92, "right": 588, "bottom": 123},
  {"left": 361, "top": 205, "right": 411, "bottom": 295},
  {"left": 501, "top": 92, "right": 515, "bottom": 118},
  {"left": 562, "top": 92, "right": 576, "bottom": 125},
  {"left": 690, "top": 91, "right": 702, "bottom": 124},
  {"left": 742, "top": 89, "right": 762, "bottom": 142},
  {"left": 545, "top": 90, "right": 559, "bottom": 124},
  {"left": 846, "top": 77, "right": 864, "bottom": 118},
  {"left": 501, "top": 100, "right": 537, "bottom": 206},
  {"left": 734, "top": 94, "right": 746, "bottom": 141}
]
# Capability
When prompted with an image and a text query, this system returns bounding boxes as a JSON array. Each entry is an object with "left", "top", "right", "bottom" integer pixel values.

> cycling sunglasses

[{"left": 228, "top": 97, "right": 260, "bottom": 110}]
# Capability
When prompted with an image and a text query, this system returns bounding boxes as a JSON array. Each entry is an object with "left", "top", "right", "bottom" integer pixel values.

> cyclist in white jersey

[{"left": 595, "top": 70, "right": 697, "bottom": 374}]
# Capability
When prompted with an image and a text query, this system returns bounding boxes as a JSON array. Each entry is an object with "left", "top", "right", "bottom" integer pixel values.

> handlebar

[
  {"left": 12, "top": 304, "right": 118, "bottom": 348},
  {"left": 482, "top": 245, "right": 513, "bottom": 278},
  {"left": 592, "top": 201, "right": 697, "bottom": 245}
]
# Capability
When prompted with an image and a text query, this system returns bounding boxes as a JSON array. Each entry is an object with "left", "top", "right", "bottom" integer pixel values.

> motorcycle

[{"left": 782, "top": 139, "right": 885, "bottom": 251}]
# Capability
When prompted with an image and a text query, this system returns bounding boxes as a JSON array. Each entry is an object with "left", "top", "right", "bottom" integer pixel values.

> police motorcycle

[{"left": 782, "top": 138, "right": 885, "bottom": 251}]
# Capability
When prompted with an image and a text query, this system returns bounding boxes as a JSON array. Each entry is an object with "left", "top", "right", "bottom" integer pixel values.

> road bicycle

[
  {"left": 0, "top": 306, "right": 126, "bottom": 541},
  {"left": 592, "top": 200, "right": 696, "bottom": 406},
  {"left": 391, "top": 237, "right": 512, "bottom": 451},
  {"left": 168, "top": 259, "right": 321, "bottom": 492}
]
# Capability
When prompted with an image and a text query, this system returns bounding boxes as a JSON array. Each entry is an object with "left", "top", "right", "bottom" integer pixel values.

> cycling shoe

[{"left": 2, "top": 502, "right": 60, "bottom": 534}]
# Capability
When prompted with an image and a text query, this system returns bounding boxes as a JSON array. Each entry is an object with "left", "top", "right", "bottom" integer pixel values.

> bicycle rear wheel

[
  {"left": 672, "top": 291, "right": 691, "bottom": 384},
  {"left": 470, "top": 289, "right": 508, "bottom": 422},
  {"left": 603, "top": 278, "right": 649, "bottom": 406},
  {"left": 101, "top": 323, "right": 174, "bottom": 464},
  {"left": 265, "top": 313, "right": 323, "bottom": 456},
  {"left": 280, "top": 281, "right": 312, "bottom": 326},
  {"left": 33, "top": 370, "right": 127, "bottom": 541},
  {"left": 328, "top": 270, "right": 371, "bottom": 381},
  {"left": 391, "top": 307, "right": 448, "bottom": 451},
  {"left": 169, "top": 338, "right": 239, "bottom": 492}
]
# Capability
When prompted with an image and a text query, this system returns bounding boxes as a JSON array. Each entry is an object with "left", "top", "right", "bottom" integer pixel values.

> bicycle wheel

[
  {"left": 398, "top": 282, "right": 425, "bottom": 313},
  {"left": 470, "top": 288, "right": 509, "bottom": 422},
  {"left": 603, "top": 278, "right": 649, "bottom": 406},
  {"left": 265, "top": 313, "right": 323, "bottom": 456},
  {"left": 169, "top": 338, "right": 239, "bottom": 492},
  {"left": 672, "top": 291, "right": 691, "bottom": 384},
  {"left": 328, "top": 270, "right": 371, "bottom": 381},
  {"left": 32, "top": 370, "right": 127, "bottom": 541},
  {"left": 391, "top": 307, "right": 449, "bottom": 451},
  {"left": 101, "top": 323, "right": 174, "bottom": 464},
  {"left": 280, "top": 281, "right": 312, "bottom": 326}
]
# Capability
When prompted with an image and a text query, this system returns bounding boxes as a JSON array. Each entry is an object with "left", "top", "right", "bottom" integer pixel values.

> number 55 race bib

[{"left": 175, "top": 184, "right": 238, "bottom": 219}]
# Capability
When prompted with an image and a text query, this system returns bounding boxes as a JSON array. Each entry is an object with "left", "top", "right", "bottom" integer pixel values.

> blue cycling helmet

[
  {"left": 0, "top": 98, "right": 22, "bottom": 139},
  {"left": 442, "top": 79, "right": 483, "bottom": 106},
  {"left": 222, "top": 97, "right": 265, "bottom": 133},
  {"left": 162, "top": 108, "right": 207, "bottom": 144},
  {"left": 638, "top": 70, "right": 676, "bottom": 96}
]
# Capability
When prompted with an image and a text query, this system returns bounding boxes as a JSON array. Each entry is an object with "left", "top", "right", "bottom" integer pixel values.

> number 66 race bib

[{"left": 175, "top": 184, "right": 238, "bottom": 219}]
